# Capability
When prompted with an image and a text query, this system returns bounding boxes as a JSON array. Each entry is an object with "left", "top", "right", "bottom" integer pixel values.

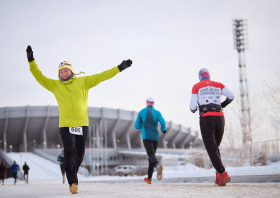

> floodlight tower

[{"left": 233, "top": 19, "right": 252, "bottom": 159}]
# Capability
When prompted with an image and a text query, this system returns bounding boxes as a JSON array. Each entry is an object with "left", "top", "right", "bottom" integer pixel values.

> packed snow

[
  {"left": 5, "top": 152, "right": 280, "bottom": 182},
  {"left": 7, "top": 152, "right": 65, "bottom": 181}
]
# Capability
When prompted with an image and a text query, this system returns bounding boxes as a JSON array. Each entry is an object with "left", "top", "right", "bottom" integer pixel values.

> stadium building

[{"left": 0, "top": 106, "right": 204, "bottom": 176}]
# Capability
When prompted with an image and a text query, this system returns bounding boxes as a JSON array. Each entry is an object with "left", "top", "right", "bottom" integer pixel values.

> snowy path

[
  {"left": 0, "top": 183, "right": 279, "bottom": 198},
  {"left": 7, "top": 152, "right": 63, "bottom": 181}
]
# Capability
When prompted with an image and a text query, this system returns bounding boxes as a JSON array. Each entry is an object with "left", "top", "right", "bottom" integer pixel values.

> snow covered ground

[
  {"left": 5, "top": 152, "right": 280, "bottom": 183},
  {"left": 7, "top": 152, "right": 65, "bottom": 181},
  {"left": 1, "top": 153, "right": 279, "bottom": 198},
  {"left": 6, "top": 152, "right": 84, "bottom": 183},
  {"left": 1, "top": 183, "right": 279, "bottom": 198},
  {"left": 0, "top": 153, "right": 280, "bottom": 198}
]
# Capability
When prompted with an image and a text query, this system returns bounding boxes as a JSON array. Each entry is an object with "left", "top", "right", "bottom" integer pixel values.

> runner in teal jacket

[
  {"left": 134, "top": 97, "right": 166, "bottom": 184},
  {"left": 134, "top": 102, "right": 166, "bottom": 141}
]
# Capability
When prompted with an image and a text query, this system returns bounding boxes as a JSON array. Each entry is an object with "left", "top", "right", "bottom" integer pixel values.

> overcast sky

[{"left": 1, "top": 0, "right": 279, "bottom": 142}]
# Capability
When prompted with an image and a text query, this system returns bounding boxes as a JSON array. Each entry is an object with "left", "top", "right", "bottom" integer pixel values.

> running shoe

[
  {"left": 215, "top": 171, "right": 221, "bottom": 185},
  {"left": 218, "top": 172, "right": 231, "bottom": 186},
  {"left": 69, "top": 183, "right": 78, "bottom": 194},
  {"left": 144, "top": 177, "right": 152, "bottom": 184},
  {"left": 157, "top": 164, "right": 163, "bottom": 180}
]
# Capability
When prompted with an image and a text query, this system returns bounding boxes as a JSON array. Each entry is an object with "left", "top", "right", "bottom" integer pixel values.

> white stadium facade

[{"left": 0, "top": 106, "right": 204, "bottom": 175}]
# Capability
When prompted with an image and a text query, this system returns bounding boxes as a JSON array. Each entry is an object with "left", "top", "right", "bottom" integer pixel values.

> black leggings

[
  {"left": 200, "top": 116, "right": 225, "bottom": 174},
  {"left": 60, "top": 164, "right": 65, "bottom": 175},
  {"left": 24, "top": 173, "right": 28, "bottom": 183},
  {"left": 59, "top": 126, "right": 88, "bottom": 185},
  {"left": 143, "top": 140, "right": 158, "bottom": 179}
]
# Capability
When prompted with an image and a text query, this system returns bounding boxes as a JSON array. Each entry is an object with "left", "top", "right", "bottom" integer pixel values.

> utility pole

[{"left": 233, "top": 19, "right": 252, "bottom": 164}]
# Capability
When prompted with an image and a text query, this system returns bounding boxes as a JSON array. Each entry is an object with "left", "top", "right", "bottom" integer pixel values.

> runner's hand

[
  {"left": 26, "top": 45, "right": 34, "bottom": 62},
  {"left": 190, "top": 108, "right": 197, "bottom": 113},
  {"left": 118, "top": 59, "right": 132, "bottom": 72}
]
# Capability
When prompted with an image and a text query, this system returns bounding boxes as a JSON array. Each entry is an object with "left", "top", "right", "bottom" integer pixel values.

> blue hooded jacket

[
  {"left": 134, "top": 105, "right": 166, "bottom": 141},
  {"left": 57, "top": 153, "right": 64, "bottom": 164},
  {"left": 10, "top": 163, "right": 19, "bottom": 173}
]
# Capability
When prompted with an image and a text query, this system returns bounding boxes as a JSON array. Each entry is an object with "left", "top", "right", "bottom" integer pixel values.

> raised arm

[
  {"left": 26, "top": 46, "right": 55, "bottom": 92},
  {"left": 85, "top": 59, "right": 132, "bottom": 89}
]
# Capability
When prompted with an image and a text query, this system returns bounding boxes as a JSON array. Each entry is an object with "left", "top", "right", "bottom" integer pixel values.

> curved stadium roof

[{"left": 0, "top": 106, "right": 202, "bottom": 152}]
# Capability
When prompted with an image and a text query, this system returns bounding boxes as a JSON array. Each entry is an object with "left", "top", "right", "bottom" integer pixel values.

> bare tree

[
  {"left": 264, "top": 68, "right": 280, "bottom": 123},
  {"left": 223, "top": 91, "right": 264, "bottom": 166}
]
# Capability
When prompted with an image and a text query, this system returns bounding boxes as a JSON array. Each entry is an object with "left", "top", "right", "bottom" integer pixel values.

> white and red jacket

[{"left": 189, "top": 79, "right": 234, "bottom": 117}]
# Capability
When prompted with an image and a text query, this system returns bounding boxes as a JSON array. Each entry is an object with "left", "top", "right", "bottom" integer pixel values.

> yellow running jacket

[{"left": 29, "top": 60, "right": 120, "bottom": 128}]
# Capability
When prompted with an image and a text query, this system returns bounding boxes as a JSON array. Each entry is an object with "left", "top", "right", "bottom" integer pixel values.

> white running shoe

[{"left": 157, "top": 164, "right": 163, "bottom": 180}]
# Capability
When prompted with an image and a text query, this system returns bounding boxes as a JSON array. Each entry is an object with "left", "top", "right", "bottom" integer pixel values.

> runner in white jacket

[{"left": 189, "top": 68, "right": 234, "bottom": 186}]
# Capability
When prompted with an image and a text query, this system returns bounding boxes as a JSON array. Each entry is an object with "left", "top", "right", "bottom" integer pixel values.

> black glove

[
  {"left": 221, "top": 98, "right": 233, "bottom": 108},
  {"left": 162, "top": 130, "right": 166, "bottom": 134},
  {"left": 118, "top": 59, "right": 132, "bottom": 72},
  {"left": 26, "top": 45, "right": 34, "bottom": 62},
  {"left": 190, "top": 107, "right": 198, "bottom": 113}
]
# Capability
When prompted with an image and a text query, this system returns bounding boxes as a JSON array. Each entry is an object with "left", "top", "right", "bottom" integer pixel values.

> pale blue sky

[{"left": 0, "top": 0, "right": 279, "bottom": 143}]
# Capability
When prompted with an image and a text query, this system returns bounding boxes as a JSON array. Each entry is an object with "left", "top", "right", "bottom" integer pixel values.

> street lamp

[
  {"left": 20, "top": 152, "right": 22, "bottom": 172},
  {"left": 165, "top": 141, "right": 168, "bottom": 148},
  {"left": 43, "top": 142, "right": 46, "bottom": 149},
  {"left": 9, "top": 145, "right": 13, "bottom": 152},
  {"left": 117, "top": 139, "right": 120, "bottom": 148},
  {"left": 57, "top": 144, "right": 61, "bottom": 156}
]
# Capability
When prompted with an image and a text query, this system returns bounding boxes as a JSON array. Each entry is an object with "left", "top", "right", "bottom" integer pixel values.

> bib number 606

[{"left": 69, "top": 127, "right": 83, "bottom": 135}]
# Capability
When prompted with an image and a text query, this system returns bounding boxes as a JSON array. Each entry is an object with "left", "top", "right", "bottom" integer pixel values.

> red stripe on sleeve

[
  {"left": 219, "top": 82, "right": 225, "bottom": 90},
  {"left": 192, "top": 84, "right": 198, "bottom": 94}
]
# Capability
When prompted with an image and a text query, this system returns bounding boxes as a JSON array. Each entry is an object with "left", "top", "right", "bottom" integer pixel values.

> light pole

[
  {"left": 20, "top": 152, "right": 22, "bottom": 171},
  {"left": 9, "top": 145, "right": 13, "bottom": 153},
  {"left": 43, "top": 142, "right": 46, "bottom": 151},
  {"left": 232, "top": 19, "right": 251, "bottom": 164},
  {"left": 93, "top": 136, "right": 104, "bottom": 176},
  {"left": 33, "top": 140, "right": 36, "bottom": 149},
  {"left": 117, "top": 139, "right": 120, "bottom": 148},
  {"left": 104, "top": 119, "right": 108, "bottom": 175},
  {"left": 165, "top": 141, "right": 168, "bottom": 149},
  {"left": 20, "top": 152, "right": 23, "bottom": 180},
  {"left": 83, "top": 151, "right": 86, "bottom": 167},
  {"left": 273, "top": 119, "right": 279, "bottom": 161},
  {"left": 57, "top": 144, "right": 60, "bottom": 157}
]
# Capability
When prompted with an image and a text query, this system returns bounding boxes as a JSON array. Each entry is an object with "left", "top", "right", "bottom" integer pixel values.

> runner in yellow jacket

[{"left": 26, "top": 45, "right": 132, "bottom": 194}]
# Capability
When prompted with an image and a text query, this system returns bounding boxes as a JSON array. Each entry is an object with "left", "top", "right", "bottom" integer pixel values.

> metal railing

[
  {"left": 162, "top": 139, "right": 280, "bottom": 171},
  {"left": 251, "top": 139, "right": 280, "bottom": 162}
]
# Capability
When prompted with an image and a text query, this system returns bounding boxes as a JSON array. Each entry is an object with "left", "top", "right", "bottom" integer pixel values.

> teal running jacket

[{"left": 134, "top": 106, "right": 166, "bottom": 141}]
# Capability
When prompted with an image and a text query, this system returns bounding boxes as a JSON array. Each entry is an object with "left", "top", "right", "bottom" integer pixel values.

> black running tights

[{"left": 143, "top": 140, "right": 158, "bottom": 179}]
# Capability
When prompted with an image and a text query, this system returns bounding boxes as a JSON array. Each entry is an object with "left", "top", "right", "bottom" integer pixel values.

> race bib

[
  {"left": 198, "top": 86, "right": 222, "bottom": 105},
  {"left": 69, "top": 127, "right": 83, "bottom": 135}
]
